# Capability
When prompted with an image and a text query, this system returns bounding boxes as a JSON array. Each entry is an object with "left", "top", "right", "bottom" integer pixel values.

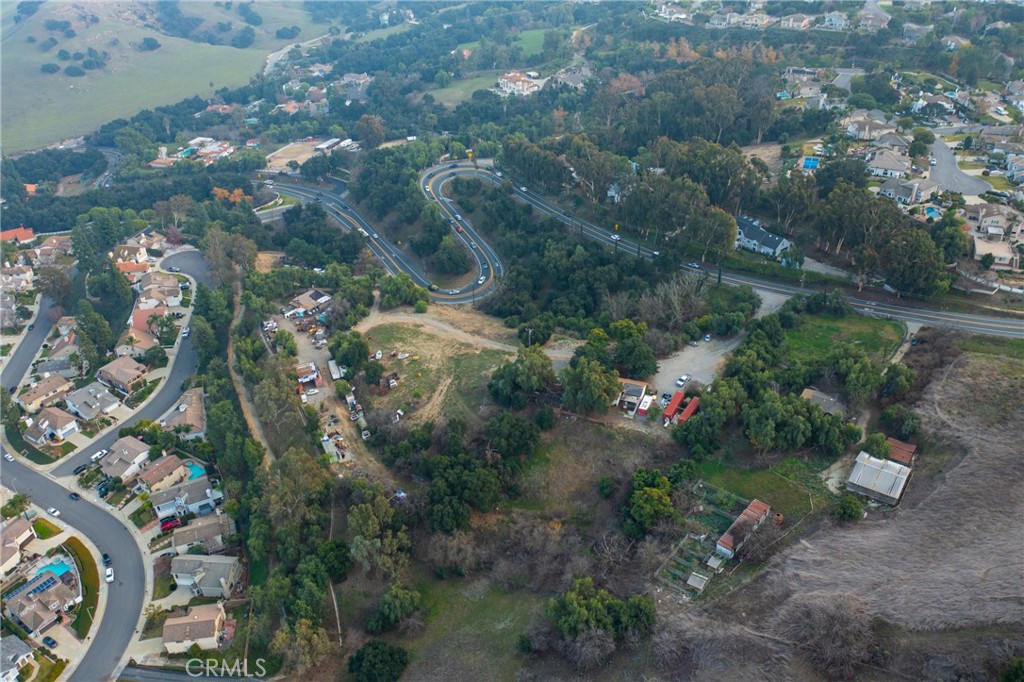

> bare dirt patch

[
  {"left": 742, "top": 143, "right": 784, "bottom": 174},
  {"left": 761, "top": 351, "right": 1024, "bottom": 631},
  {"left": 254, "top": 251, "right": 283, "bottom": 273},
  {"left": 264, "top": 140, "right": 320, "bottom": 171}
]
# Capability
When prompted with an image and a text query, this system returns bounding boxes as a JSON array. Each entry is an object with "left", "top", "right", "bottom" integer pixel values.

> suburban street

[
  {"left": 929, "top": 139, "right": 991, "bottom": 195},
  {"left": 1, "top": 250, "right": 210, "bottom": 681}
]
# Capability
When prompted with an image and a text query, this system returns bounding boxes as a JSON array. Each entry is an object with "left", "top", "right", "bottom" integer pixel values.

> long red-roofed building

[{"left": 716, "top": 499, "right": 771, "bottom": 559}]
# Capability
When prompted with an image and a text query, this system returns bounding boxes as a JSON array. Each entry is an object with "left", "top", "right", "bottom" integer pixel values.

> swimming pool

[
  {"left": 35, "top": 557, "right": 72, "bottom": 579},
  {"left": 802, "top": 157, "right": 820, "bottom": 170},
  {"left": 186, "top": 461, "right": 207, "bottom": 480},
  {"left": 925, "top": 207, "right": 942, "bottom": 220}
]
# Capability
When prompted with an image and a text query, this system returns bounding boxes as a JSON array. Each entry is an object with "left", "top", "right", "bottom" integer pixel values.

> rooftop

[{"left": 847, "top": 451, "right": 911, "bottom": 503}]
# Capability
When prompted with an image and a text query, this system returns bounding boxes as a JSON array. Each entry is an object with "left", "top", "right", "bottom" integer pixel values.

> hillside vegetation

[{"left": 0, "top": 1, "right": 329, "bottom": 152}]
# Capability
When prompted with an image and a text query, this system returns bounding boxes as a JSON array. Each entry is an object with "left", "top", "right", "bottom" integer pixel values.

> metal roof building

[{"left": 846, "top": 451, "right": 911, "bottom": 505}]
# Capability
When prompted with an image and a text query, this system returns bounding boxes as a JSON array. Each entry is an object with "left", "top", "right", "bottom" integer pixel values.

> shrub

[
  {"left": 832, "top": 494, "right": 863, "bottom": 522},
  {"left": 413, "top": 300, "right": 428, "bottom": 314},
  {"left": 63, "top": 65, "right": 85, "bottom": 77},
  {"left": 348, "top": 640, "right": 408, "bottom": 682},
  {"left": 40, "top": 63, "right": 60, "bottom": 74}
]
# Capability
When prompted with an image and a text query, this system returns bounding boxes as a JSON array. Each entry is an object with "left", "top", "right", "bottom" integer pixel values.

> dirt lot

[
  {"left": 254, "top": 251, "right": 283, "bottom": 273},
  {"left": 653, "top": 335, "right": 743, "bottom": 397},
  {"left": 264, "top": 140, "right": 321, "bottom": 172},
  {"left": 742, "top": 142, "right": 784, "bottom": 174}
]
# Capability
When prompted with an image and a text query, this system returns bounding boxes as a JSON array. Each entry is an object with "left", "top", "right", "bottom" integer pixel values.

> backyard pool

[
  {"left": 35, "top": 557, "right": 73, "bottom": 578},
  {"left": 186, "top": 461, "right": 207, "bottom": 480},
  {"left": 925, "top": 207, "right": 942, "bottom": 220}
]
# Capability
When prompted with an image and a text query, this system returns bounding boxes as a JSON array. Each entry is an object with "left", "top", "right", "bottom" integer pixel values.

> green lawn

[
  {"left": 153, "top": 574, "right": 176, "bottom": 601},
  {"left": 129, "top": 501, "right": 154, "bottom": 529},
  {"left": 4, "top": 425, "right": 53, "bottom": 465},
  {"left": 0, "top": 344, "right": 11, "bottom": 357},
  {"left": 1, "top": 2, "right": 332, "bottom": 152},
  {"left": 403, "top": 576, "right": 543, "bottom": 681},
  {"left": 956, "top": 336, "right": 1024, "bottom": 360},
  {"left": 32, "top": 519, "right": 61, "bottom": 540},
  {"left": 355, "top": 23, "right": 411, "bottom": 43},
  {"left": 64, "top": 537, "right": 99, "bottom": 638},
  {"left": 986, "top": 175, "right": 1015, "bottom": 191},
  {"left": 27, "top": 651, "right": 67, "bottom": 682},
  {"left": 457, "top": 27, "right": 550, "bottom": 59},
  {"left": 58, "top": 442, "right": 76, "bottom": 457},
  {"left": 785, "top": 313, "right": 904, "bottom": 365},
  {"left": 694, "top": 457, "right": 830, "bottom": 520},
  {"left": 429, "top": 74, "right": 499, "bottom": 108}
]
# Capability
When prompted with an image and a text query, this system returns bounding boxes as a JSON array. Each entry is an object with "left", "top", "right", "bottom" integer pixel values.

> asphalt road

[
  {"left": 929, "top": 139, "right": 991, "bottom": 195},
  {"left": 1, "top": 251, "right": 210, "bottom": 682}
]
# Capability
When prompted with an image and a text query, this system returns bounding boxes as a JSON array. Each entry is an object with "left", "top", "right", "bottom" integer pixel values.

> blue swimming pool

[
  {"left": 35, "top": 557, "right": 72, "bottom": 579},
  {"left": 925, "top": 207, "right": 942, "bottom": 219},
  {"left": 186, "top": 461, "right": 206, "bottom": 480},
  {"left": 802, "top": 157, "right": 820, "bottom": 170}
]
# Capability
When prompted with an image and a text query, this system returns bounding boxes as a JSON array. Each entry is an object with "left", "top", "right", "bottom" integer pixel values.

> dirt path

[{"left": 226, "top": 280, "right": 275, "bottom": 466}]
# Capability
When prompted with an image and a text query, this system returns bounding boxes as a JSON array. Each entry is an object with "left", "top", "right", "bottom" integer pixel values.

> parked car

[
  {"left": 160, "top": 517, "right": 181, "bottom": 532},
  {"left": 68, "top": 492, "right": 80, "bottom": 501},
  {"left": 703, "top": 334, "right": 712, "bottom": 342},
  {"left": 182, "top": 327, "right": 190, "bottom": 339},
  {"left": 168, "top": 266, "right": 181, "bottom": 273},
  {"left": 179, "top": 281, "right": 190, "bottom": 290},
  {"left": 42, "top": 637, "right": 58, "bottom": 648},
  {"left": 306, "top": 388, "right": 319, "bottom": 396},
  {"left": 686, "top": 262, "right": 701, "bottom": 269},
  {"left": 105, "top": 567, "right": 114, "bottom": 583},
  {"left": 27, "top": 324, "right": 34, "bottom": 331},
  {"left": 3, "top": 453, "right": 13, "bottom": 462},
  {"left": 300, "top": 393, "right": 308, "bottom": 405},
  {"left": 102, "top": 553, "right": 111, "bottom": 566},
  {"left": 46, "top": 507, "right": 61, "bottom": 518},
  {"left": 73, "top": 463, "right": 88, "bottom": 475},
  {"left": 675, "top": 375, "right": 691, "bottom": 387}
]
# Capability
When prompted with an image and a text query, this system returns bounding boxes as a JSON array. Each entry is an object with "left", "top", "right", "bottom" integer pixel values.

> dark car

[
  {"left": 73, "top": 464, "right": 89, "bottom": 475},
  {"left": 448, "top": 163, "right": 458, "bottom": 169},
  {"left": 27, "top": 324, "right": 34, "bottom": 331},
  {"left": 42, "top": 636, "right": 58, "bottom": 648},
  {"left": 68, "top": 492, "right": 80, "bottom": 501},
  {"left": 102, "top": 553, "right": 111, "bottom": 566}
]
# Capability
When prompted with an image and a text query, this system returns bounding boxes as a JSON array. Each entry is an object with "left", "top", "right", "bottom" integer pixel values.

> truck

[{"left": 328, "top": 360, "right": 343, "bottom": 381}]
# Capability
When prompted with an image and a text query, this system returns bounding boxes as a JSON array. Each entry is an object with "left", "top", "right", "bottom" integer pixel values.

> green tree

[
  {"left": 884, "top": 228, "right": 946, "bottom": 295},
  {"left": 861, "top": 432, "right": 891, "bottom": 459},
  {"left": 623, "top": 468, "right": 675, "bottom": 538},
  {"left": 364, "top": 361, "right": 384, "bottom": 386},
  {"left": 270, "top": 618, "right": 331, "bottom": 674},
  {"left": 354, "top": 114, "right": 386, "bottom": 150},
  {"left": 488, "top": 345, "right": 556, "bottom": 409},
  {"left": 329, "top": 331, "right": 370, "bottom": 373},
  {"left": 485, "top": 412, "right": 540, "bottom": 461},
  {"left": 366, "top": 582, "right": 421, "bottom": 634},
  {"left": 546, "top": 577, "right": 655, "bottom": 641},
  {"left": 432, "top": 236, "right": 469, "bottom": 275},
  {"left": 273, "top": 329, "right": 298, "bottom": 357},
  {"left": 832, "top": 494, "right": 863, "bottom": 522},
  {"left": 348, "top": 640, "right": 409, "bottom": 682},
  {"left": 979, "top": 252, "right": 996, "bottom": 270},
  {"left": 561, "top": 357, "right": 622, "bottom": 414},
  {"left": 614, "top": 336, "right": 658, "bottom": 379},
  {"left": 317, "top": 539, "right": 351, "bottom": 582}
]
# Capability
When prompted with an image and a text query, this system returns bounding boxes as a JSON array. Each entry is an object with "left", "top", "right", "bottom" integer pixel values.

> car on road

[
  {"left": 372, "top": 233, "right": 379, "bottom": 239},
  {"left": 42, "top": 637, "right": 58, "bottom": 649},
  {"left": 182, "top": 327, "right": 190, "bottom": 339},
  {"left": 27, "top": 324, "right": 34, "bottom": 331},
  {"left": 675, "top": 374, "right": 691, "bottom": 387},
  {"left": 929, "top": 158, "right": 937, "bottom": 166},
  {"left": 703, "top": 334, "right": 712, "bottom": 342},
  {"left": 46, "top": 507, "right": 61, "bottom": 518},
  {"left": 168, "top": 266, "right": 181, "bottom": 273},
  {"left": 102, "top": 554, "right": 111, "bottom": 566},
  {"left": 449, "top": 163, "right": 458, "bottom": 169},
  {"left": 652, "top": 251, "right": 660, "bottom": 256},
  {"left": 307, "top": 388, "right": 319, "bottom": 396},
  {"left": 449, "top": 172, "right": 456, "bottom": 178},
  {"left": 90, "top": 448, "right": 109, "bottom": 462},
  {"left": 454, "top": 214, "right": 461, "bottom": 221},
  {"left": 68, "top": 492, "right": 80, "bottom": 501},
  {"left": 471, "top": 242, "right": 477, "bottom": 249},
  {"left": 686, "top": 262, "right": 701, "bottom": 269},
  {"left": 3, "top": 453, "right": 13, "bottom": 462},
  {"left": 611, "top": 235, "right": 621, "bottom": 241},
  {"left": 477, "top": 276, "right": 486, "bottom": 285},
  {"left": 448, "top": 289, "right": 459, "bottom": 295},
  {"left": 519, "top": 186, "right": 527, "bottom": 192},
  {"left": 73, "top": 463, "right": 88, "bottom": 475},
  {"left": 105, "top": 567, "right": 114, "bottom": 583},
  {"left": 495, "top": 171, "right": 503, "bottom": 177},
  {"left": 455, "top": 225, "right": 463, "bottom": 233}
]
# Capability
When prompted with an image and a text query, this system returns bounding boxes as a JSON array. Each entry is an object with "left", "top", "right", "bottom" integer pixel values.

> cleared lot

[{"left": 653, "top": 335, "right": 743, "bottom": 396}]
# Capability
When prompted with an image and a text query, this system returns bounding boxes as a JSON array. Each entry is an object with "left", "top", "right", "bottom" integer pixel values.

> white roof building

[{"left": 846, "top": 451, "right": 911, "bottom": 505}]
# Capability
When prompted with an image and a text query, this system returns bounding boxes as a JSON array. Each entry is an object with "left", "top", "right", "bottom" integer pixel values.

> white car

[
  {"left": 703, "top": 334, "right": 712, "bottom": 342},
  {"left": 182, "top": 327, "right": 190, "bottom": 339},
  {"left": 477, "top": 276, "right": 486, "bottom": 285},
  {"left": 519, "top": 186, "right": 527, "bottom": 192},
  {"left": 46, "top": 507, "right": 61, "bottom": 518},
  {"left": 686, "top": 262, "right": 701, "bottom": 269},
  {"left": 454, "top": 214, "right": 461, "bottom": 221},
  {"left": 372, "top": 233, "right": 379, "bottom": 239},
  {"left": 307, "top": 388, "right": 320, "bottom": 396},
  {"left": 611, "top": 235, "right": 621, "bottom": 241},
  {"left": 105, "top": 567, "right": 114, "bottom": 583},
  {"left": 675, "top": 374, "right": 691, "bottom": 387},
  {"left": 929, "top": 158, "right": 937, "bottom": 166},
  {"left": 3, "top": 453, "right": 13, "bottom": 462}
]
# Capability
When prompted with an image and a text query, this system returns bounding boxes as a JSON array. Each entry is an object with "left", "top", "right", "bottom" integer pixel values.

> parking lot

[{"left": 652, "top": 335, "right": 744, "bottom": 398}]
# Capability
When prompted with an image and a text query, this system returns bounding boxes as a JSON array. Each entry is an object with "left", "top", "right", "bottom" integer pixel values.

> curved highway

[
  {"left": 273, "top": 162, "right": 1023, "bottom": 337},
  {"left": 0, "top": 251, "right": 209, "bottom": 681}
]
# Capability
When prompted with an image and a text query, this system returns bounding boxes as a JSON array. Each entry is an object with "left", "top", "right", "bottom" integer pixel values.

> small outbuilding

[{"left": 846, "top": 451, "right": 911, "bottom": 505}]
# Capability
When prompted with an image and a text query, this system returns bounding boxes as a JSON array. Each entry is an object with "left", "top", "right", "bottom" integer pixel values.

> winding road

[
  {"left": 274, "top": 163, "right": 1023, "bottom": 339},
  {"left": 0, "top": 251, "right": 210, "bottom": 682}
]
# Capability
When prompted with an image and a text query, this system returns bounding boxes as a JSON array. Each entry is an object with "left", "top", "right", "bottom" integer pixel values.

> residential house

[
  {"left": 707, "top": 13, "right": 731, "bottom": 28},
  {"left": 779, "top": 13, "right": 813, "bottom": 30},
  {"left": 131, "top": 232, "right": 165, "bottom": 252},
  {"left": 874, "top": 132, "right": 910, "bottom": 154},
  {"left": 111, "top": 245, "right": 148, "bottom": 264},
  {"left": 498, "top": 72, "right": 541, "bottom": 97},
  {"left": 138, "top": 455, "right": 188, "bottom": 493},
  {"left": 867, "top": 150, "right": 910, "bottom": 178},
  {"left": 654, "top": 4, "right": 689, "bottom": 22},
  {"left": 55, "top": 316, "right": 76, "bottom": 336},
  {"left": 151, "top": 476, "right": 224, "bottom": 519},
  {"left": 172, "top": 512, "right": 235, "bottom": 555},
  {"left": 48, "top": 332, "right": 80, "bottom": 362},
  {"left": 0, "top": 266, "right": 34, "bottom": 293},
  {"left": 857, "top": 13, "right": 890, "bottom": 32},
  {"left": 715, "top": 499, "right": 771, "bottom": 558},
  {"left": 24, "top": 407, "right": 79, "bottom": 445},
  {"left": 613, "top": 378, "right": 648, "bottom": 418},
  {"left": 735, "top": 217, "right": 791, "bottom": 259},
  {"left": 138, "top": 272, "right": 183, "bottom": 309},
  {"left": 34, "top": 357, "right": 76, "bottom": 380},
  {"left": 295, "top": 362, "right": 323, "bottom": 390},
  {"left": 736, "top": 13, "right": 776, "bottom": 30},
  {"left": 885, "top": 437, "right": 918, "bottom": 466},
  {"left": 843, "top": 114, "right": 895, "bottom": 141},
  {"left": 846, "top": 451, "right": 911, "bottom": 505},
  {"left": 100, "top": 436, "right": 151, "bottom": 481},
  {"left": 1005, "top": 80, "right": 1024, "bottom": 98},
  {"left": 162, "top": 602, "right": 227, "bottom": 654},
  {"left": 964, "top": 204, "right": 1023, "bottom": 239},
  {"left": 0, "top": 519, "right": 36, "bottom": 577},
  {"left": 944, "top": 35, "right": 970, "bottom": 51},
  {"left": 0, "top": 294, "right": 15, "bottom": 329},
  {"left": 170, "top": 555, "right": 241, "bottom": 598},
  {"left": 37, "top": 234, "right": 72, "bottom": 253},
  {"left": 879, "top": 177, "right": 939, "bottom": 205},
  {"left": 818, "top": 12, "right": 851, "bottom": 31},
  {"left": 114, "top": 261, "right": 151, "bottom": 285},
  {"left": 0, "top": 228, "right": 35, "bottom": 244},
  {"left": 17, "top": 375, "right": 74, "bottom": 414},
  {"left": 0, "top": 635, "right": 33, "bottom": 682},
  {"left": 553, "top": 65, "right": 593, "bottom": 91},
  {"left": 800, "top": 388, "right": 846, "bottom": 417},
  {"left": 4, "top": 566, "right": 82, "bottom": 634},
  {"left": 290, "top": 289, "right": 332, "bottom": 314},
  {"left": 912, "top": 94, "right": 955, "bottom": 115},
  {"left": 64, "top": 383, "right": 120, "bottom": 421},
  {"left": 115, "top": 327, "right": 160, "bottom": 359},
  {"left": 973, "top": 234, "right": 1020, "bottom": 270},
  {"left": 97, "top": 356, "right": 147, "bottom": 395},
  {"left": 162, "top": 388, "right": 207, "bottom": 441}
]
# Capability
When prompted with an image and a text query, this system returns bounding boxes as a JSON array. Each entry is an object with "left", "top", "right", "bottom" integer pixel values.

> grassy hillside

[{"left": 1, "top": 1, "right": 331, "bottom": 152}]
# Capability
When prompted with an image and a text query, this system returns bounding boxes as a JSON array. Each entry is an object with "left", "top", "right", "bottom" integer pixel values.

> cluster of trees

[
  {"left": 11, "top": 147, "right": 107, "bottom": 183},
  {"left": 276, "top": 203, "right": 364, "bottom": 267}
]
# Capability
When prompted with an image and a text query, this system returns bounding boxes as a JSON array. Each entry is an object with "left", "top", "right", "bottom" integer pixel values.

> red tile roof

[
  {"left": 131, "top": 307, "right": 168, "bottom": 331},
  {"left": 115, "top": 262, "right": 150, "bottom": 274},
  {"left": 0, "top": 227, "right": 35, "bottom": 243},
  {"left": 886, "top": 437, "right": 918, "bottom": 466}
]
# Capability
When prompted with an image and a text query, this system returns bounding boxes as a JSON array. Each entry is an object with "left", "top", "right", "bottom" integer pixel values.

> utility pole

[{"left": 526, "top": 327, "right": 534, "bottom": 346}]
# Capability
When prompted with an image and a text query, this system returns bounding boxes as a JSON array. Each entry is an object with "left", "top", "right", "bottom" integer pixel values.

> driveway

[{"left": 929, "top": 140, "right": 991, "bottom": 195}]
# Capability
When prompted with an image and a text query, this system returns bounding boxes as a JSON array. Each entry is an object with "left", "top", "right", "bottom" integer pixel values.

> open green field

[
  {"left": 429, "top": 74, "right": 499, "bottom": 107},
  {"left": 956, "top": 336, "right": 1024, "bottom": 361},
  {"left": 785, "top": 313, "right": 903, "bottom": 365},
  {"left": 1, "top": 2, "right": 331, "bottom": 152},
  {"left": 404, "top": 576, "right": 543, "bottom": 681},
  {"left": 985, "top": 175, "right": 1015, "bottom": 191},
  {"left": 355, "top": 23, "right": 411, "bottom": 43},
  {"left": 695, "top": 457, "right": 830, "bottom": 520},
  {"left": 64, "top": 536, "right": 99, "bottom": 638},
  {"left": 458, "top": 27, "right": 550, "bottom": 59}
]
